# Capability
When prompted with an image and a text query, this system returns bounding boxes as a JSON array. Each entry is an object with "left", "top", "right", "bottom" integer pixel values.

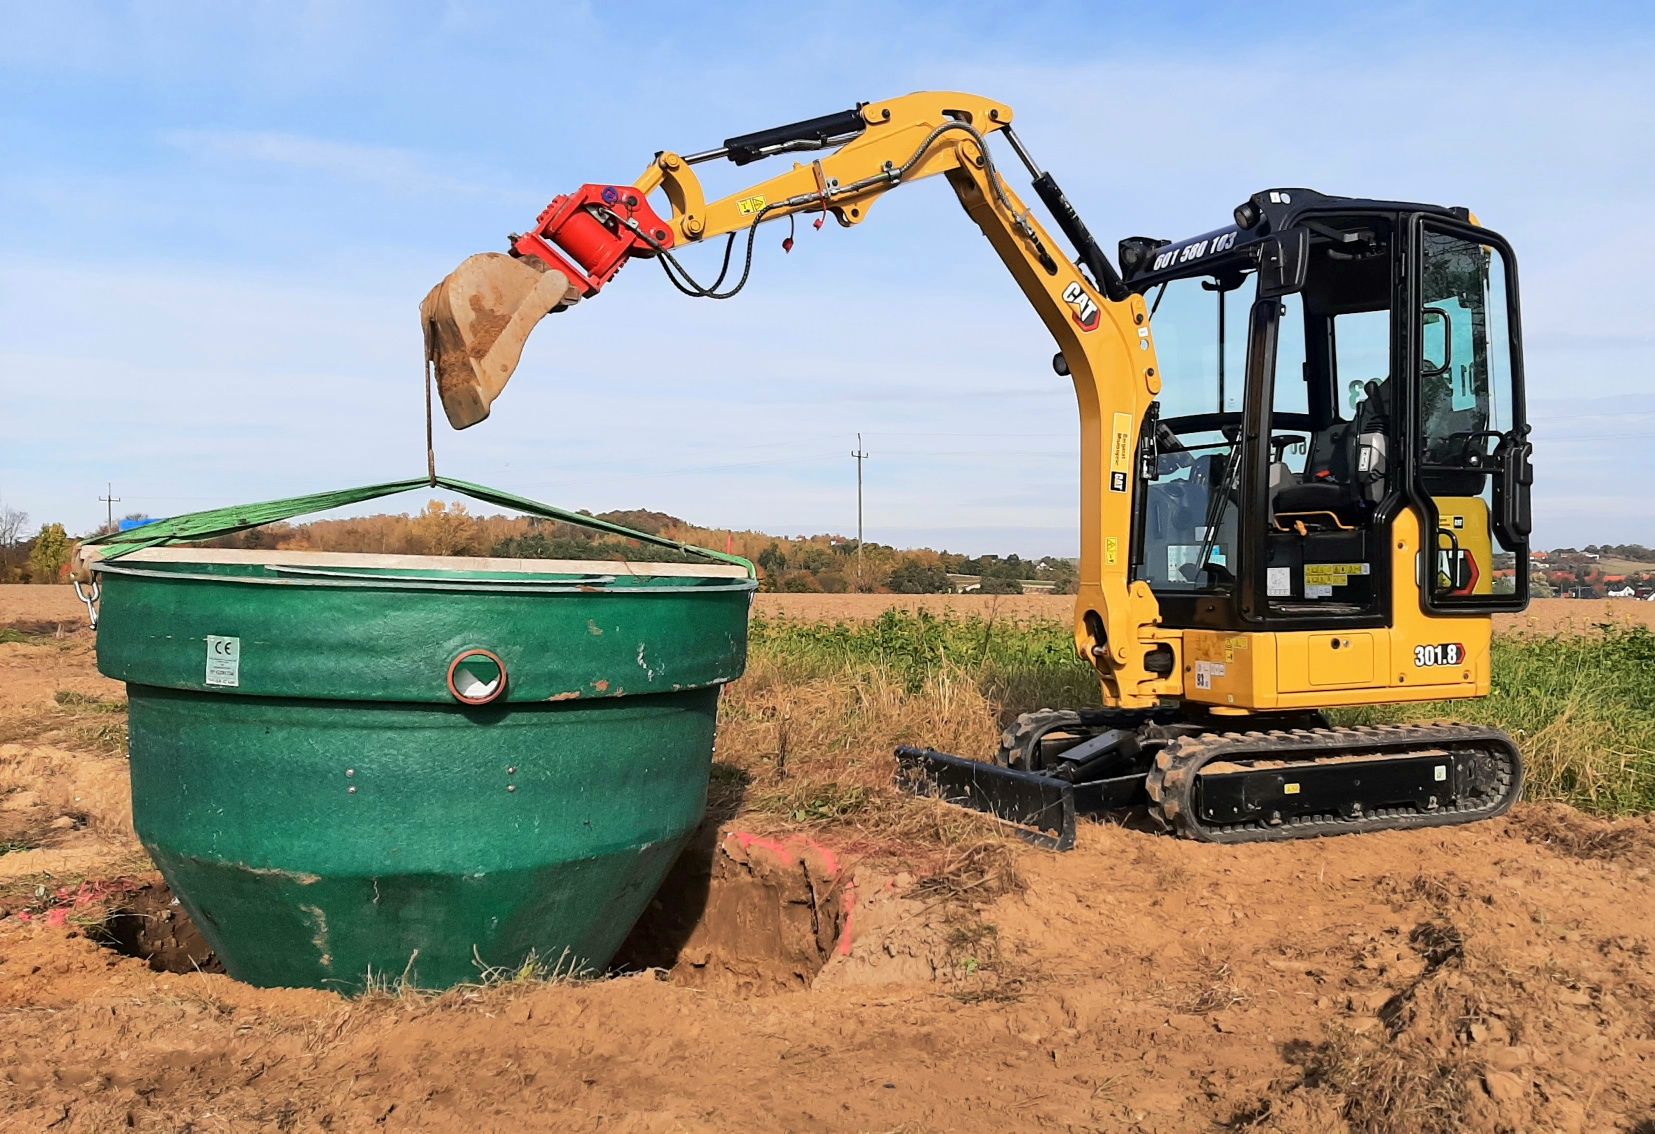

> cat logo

[{"left": 1061, "top": 281, "right": 1100, "bottom": 331}]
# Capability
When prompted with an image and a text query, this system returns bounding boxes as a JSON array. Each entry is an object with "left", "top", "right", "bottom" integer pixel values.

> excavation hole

[
  {"left": 93, "top": 882, "right": 224, "bottom": 975},
  {"left": 613, "top": 822, "right": 849, "bottom": 995},
  {"left": 86, "top": 829, "right": 848, "bottom": 991}
]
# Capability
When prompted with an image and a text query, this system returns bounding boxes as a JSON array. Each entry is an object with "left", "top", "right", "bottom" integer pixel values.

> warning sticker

[
  {"left": 1105, "top": 536, "right": 1119, "bottom": 565},
  {"left": 1267, "top": 566, "right": 1292, "bottom": 596},
  {"left": 1168, "top": 545, "right": 1201, "bottom": 578},
  {"left": 1304, "top": 562, "right": 1370, "bottom": 589},
  {"left": 1109, "top": 412, "right": 1133, "bottom": 478},
  {"left": 736, "top": 194, "right": 766, "bottom": 215},
  {"left": 205, "top": 635, "right": 240, "bottom": 687},
  {"left": 1194, "top": 660, "right": 1226, "bottom": 690}
]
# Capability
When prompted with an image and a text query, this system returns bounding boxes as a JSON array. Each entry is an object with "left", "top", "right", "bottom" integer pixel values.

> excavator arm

[{"left": 422, "top": 91, "right": 1177, "bottom": 710}]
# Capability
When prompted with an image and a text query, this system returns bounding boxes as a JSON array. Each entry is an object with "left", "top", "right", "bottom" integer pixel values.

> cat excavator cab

[{"left": 423, "top": 93, "right": 1534, "bottom": 848}]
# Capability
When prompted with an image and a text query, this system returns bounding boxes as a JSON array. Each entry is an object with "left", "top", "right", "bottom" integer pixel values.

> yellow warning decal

[
  {"left": 1304, "top": 562, "right": 1370, "bottom": 588},
  {"left": 1105, "top": 536, "right": 1119, "bottom": 565},
  {"left": 1109, "top": 412, "right": 1133, "bottom": 473},
  {"left": 1284, "top": 783, "right": 1301, "bottom": 795},
  {"left": 737, "top": 195, "right": 767, "bottom": 216}
]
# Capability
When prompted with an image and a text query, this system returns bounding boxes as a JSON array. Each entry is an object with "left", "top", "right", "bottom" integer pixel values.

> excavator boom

[
  {"left": 420, "top": 92, "right": 1172, "bottom": 714},
  {"left": 422, "top": 94, "right": 1123, "bottom": 429}
]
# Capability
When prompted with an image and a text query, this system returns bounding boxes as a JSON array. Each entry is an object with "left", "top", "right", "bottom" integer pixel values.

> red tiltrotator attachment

[{"left": 510, "top": 185, "right": 675, "bottom": 296}]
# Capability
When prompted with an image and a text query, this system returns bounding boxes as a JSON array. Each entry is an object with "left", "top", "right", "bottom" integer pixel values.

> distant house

[{"left": 1608, "top": 585, "right": 1636, "bottom": 598}]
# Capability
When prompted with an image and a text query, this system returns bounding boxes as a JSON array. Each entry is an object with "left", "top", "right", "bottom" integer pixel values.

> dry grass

[
  {"left": 0, "top": 689, "right": 129, "bottom": 755},
  {"left": 1231, "top": 934, "right": 1498, "bottom": 1134},
  {"left": 1283, "top": 1027, "right": 1483, "bottom": 1134},
  {"left": 0, "top": 717, "right": 133, "bottom": 844},
  {"left": 718, "top": 653, "right": 1017, "bottom": 858},
  {"left": 1153, "top": 948, "right": 1251, "bottom": 1016}
]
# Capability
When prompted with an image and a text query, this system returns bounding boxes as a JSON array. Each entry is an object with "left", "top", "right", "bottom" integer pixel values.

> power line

[{"left": 98, "top": 483, "right": 121, "bottom": 532}]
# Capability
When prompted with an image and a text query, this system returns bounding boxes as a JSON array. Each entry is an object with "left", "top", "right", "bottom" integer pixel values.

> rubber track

[
  {"left": 1144, "top": 722, "right": 1523, "bottom": 844},
  {"left": 995, "top": 708, "right": 1147, "bottom": 770}
]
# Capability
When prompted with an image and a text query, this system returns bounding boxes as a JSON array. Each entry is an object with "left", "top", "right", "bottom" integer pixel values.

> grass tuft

[{"left": 53, "top": 690, "right": 126, "bottom": 713}]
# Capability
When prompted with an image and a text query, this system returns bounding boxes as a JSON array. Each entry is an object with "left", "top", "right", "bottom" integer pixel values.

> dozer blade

[
  {"left": 895, "top": 746, "right": 1079, "bottom": 850},
  {"left": 420, "top": 252, "right": 583, "bottom": 428}
]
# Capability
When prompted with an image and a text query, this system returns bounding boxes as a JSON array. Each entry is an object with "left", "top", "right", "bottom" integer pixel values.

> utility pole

[
  {"left": 850, "top": 434, "right": 869, "bottom": 590},
  {"left": 99, "top": 483, "right": 121, "bottom": 533}
]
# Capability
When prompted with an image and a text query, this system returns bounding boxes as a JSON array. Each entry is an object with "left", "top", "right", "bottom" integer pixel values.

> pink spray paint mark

[{"left": 728, "top": 830, "right": 858, "bottom": 957}]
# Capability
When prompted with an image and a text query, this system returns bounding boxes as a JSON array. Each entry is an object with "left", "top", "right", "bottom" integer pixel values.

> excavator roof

[{"left": 1117, "top": 187, "right": 1469, "bottom": 290}]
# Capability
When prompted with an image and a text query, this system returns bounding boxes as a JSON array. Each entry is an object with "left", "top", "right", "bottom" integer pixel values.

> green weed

[
  {"left": 744, "top": 612, "right": 1655, "bottom": 817},
  {"left": 1337, "top": 625, "right": 1655, "bottom": 814},
  {"left": 52, "top": 690, "right": 125, "bottom": 713},
  {"left": 749, "top": 609, "right": 1097, "bottom": 710}
]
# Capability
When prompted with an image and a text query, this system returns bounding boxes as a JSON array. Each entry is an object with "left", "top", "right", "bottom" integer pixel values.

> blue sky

[{"left": 3, "top": 1, "right": 1652, "bottom": 554}]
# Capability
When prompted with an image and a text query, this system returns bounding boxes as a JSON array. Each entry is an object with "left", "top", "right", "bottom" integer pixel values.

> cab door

[{"left": 1407, "top": 217, "right": 1531, "bottom": 611}]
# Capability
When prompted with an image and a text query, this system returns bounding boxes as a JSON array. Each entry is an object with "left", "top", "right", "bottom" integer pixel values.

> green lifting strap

[{"left": 83, "top": 476, "right": 756, "bottom": 577}]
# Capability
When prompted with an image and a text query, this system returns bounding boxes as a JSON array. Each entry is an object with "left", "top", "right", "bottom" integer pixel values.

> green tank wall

[{"left": 94, "top": 557, "right": 754, "bottom": 992}]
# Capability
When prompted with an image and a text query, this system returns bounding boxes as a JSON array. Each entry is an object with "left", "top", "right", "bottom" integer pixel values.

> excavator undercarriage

[{"left": 897, "top": 715, "right": 1522, "bottom": 850}]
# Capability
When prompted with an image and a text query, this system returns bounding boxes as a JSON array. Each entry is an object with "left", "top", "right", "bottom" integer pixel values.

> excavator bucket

[{"left": 420, "top": 252, "right": 583, "bottom": 428}]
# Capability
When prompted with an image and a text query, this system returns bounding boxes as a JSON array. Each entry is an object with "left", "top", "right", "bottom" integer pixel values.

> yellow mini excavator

[{"left": 423, "top": 92, "right": 1534, "bottom": 848}]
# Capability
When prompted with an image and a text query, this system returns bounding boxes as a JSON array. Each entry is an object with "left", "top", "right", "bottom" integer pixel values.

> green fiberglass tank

[{"left": 85, "top": 480, "right": 755, "bottom": 993}]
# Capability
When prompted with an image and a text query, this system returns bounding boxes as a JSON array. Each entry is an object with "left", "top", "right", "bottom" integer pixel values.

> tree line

[{"left": 0, "top": 498, "right": 1076, "bottom": 594}]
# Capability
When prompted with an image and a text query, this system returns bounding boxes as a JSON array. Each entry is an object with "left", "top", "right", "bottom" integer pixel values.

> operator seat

[{"left": 1271, "top": 379, "right": 1391, "bottom": 526}]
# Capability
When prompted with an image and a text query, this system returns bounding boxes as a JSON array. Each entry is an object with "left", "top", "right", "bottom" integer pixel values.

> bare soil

[
  {"left": 10, "top": 583, "right": 1655, "bottom": 635},
  {"left": 3, "top": 594, "right": 1655, "bottom": 1130},
  {"left": 752, "top": 591, "right": 1655, "bottom": 636}
]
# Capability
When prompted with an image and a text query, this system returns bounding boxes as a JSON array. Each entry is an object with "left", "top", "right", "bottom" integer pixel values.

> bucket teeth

[{"left": 421, "top": 253, "right": 582, "bottom": 428}]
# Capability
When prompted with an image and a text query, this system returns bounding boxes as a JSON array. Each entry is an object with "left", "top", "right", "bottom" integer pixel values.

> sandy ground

[{"left": 3, "top": 592, "right": 1655, "bottom": 1130}]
